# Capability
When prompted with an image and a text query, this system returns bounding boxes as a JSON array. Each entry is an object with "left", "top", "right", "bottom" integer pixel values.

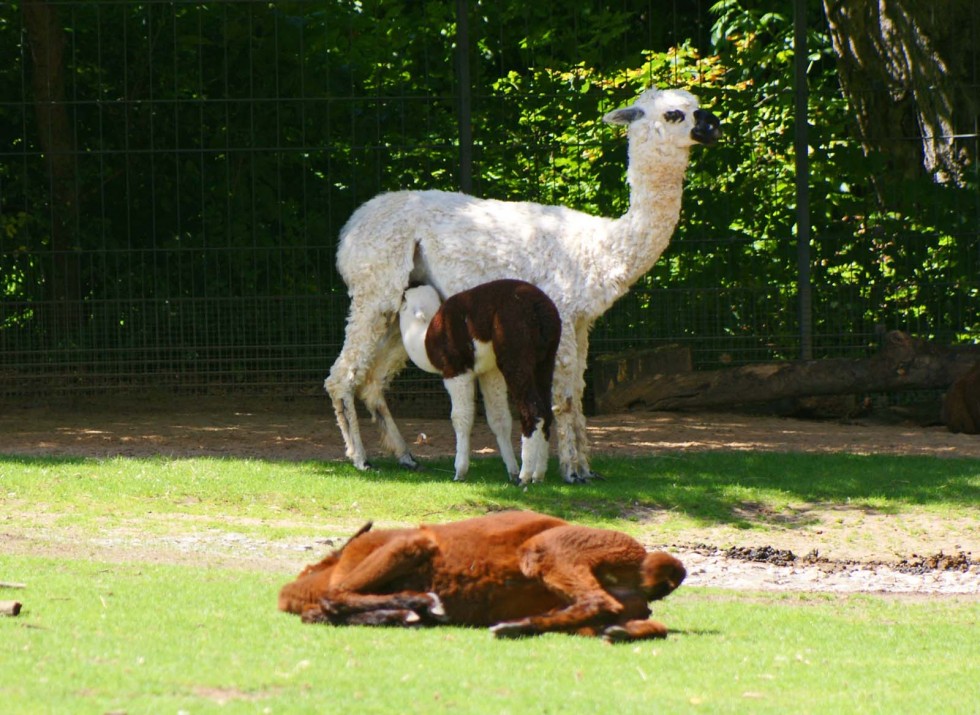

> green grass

[
  {"left": 3, "top": 556, "right": 978, "bottom": 715},
  {"left": 3, "top": 450, "right": 979, "bottom": 537},
  {"left": 2, "top": 451, "right": 979, "bottom": 713}
]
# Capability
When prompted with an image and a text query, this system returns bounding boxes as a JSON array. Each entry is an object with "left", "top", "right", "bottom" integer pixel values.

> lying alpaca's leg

[
  {"left": 314, "top": 591, "right": 446, "bottom": 625},
  {"left": 444, "top": 373, "right": 477, "bottom": 481},
  {"left": 303, "top": 606, "right": 424, "bottom": 627},
  {"left": 303, "top": 530, "right": 442, "bottom": 623},
  {"left": 600, "top": 619, "right": 669, "bottom": 642},
  {"left": 332, "top": 531, "right": 438, "bottom": 593},
  {"left": 340, "top": 609, "right": 422, "bottom": 627},
  {"left": 492, "top": 525, "right": 663, "bottom": 638},
  {"left": 359, "top": 321, "right": 417, "bottom": 469},
  {"left": 478, "top": 369, "right": 519, "bottom": 481},
  {"left": 489, "top": 567, "right": 620, "bottom": 639}
]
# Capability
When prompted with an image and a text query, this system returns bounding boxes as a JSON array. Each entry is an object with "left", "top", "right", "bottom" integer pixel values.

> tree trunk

[
  {"left": 596, "top": 331, "right": 980, "bottom": 413},
  {"left": 822, "top": 0, "right": 977, "bottom": 186},
  {"left": 23, "top": 0, "right": 82, "bottom": 324}
]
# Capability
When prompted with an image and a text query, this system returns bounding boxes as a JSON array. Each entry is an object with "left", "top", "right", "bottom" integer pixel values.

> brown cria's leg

[
  {"left": 490, "top": 525, "right": 675, "bottom": 639},
  {"left": 318, "top": 591, "right": 447, "bottom": 624},
  {"left": 303, "top": 605, "right": 425, "bottom": 627},
  {"left": 600, "top": 619, "right": 670, "bottom": 643},
  {"left": 303, "top": 530, "right": 444, "bottom": 625}
]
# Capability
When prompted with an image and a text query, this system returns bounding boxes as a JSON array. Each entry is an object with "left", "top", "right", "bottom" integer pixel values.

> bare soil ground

[{"left": 2, "top": 398, "right": 978, "bottom": 595}]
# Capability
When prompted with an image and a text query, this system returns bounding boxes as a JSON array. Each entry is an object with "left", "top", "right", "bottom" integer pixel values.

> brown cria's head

[{"left": 640, "top": 551, "right": 687, "bottom": 602}]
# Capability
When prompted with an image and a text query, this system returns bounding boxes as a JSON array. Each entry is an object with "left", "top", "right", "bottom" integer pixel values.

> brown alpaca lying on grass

[{"left": 279, "top": 510, "right": 686, "bottom": 642}]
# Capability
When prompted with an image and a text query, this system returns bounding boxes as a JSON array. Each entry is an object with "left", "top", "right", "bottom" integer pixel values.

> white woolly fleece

[{"left": 338, "top": 88, "right": 702, "bottom": 326}]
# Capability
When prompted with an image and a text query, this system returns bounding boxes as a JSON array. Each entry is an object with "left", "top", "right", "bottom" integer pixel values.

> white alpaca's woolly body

[{"left": 326, "top": 88, "right": 719, "bottom": 480}]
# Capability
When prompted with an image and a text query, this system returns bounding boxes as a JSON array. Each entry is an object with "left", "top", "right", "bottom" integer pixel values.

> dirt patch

[
  {"left": 2, "top": 397, "right": 978, "bottom": 595},
  {"left": 2, "top": 396, "right": 980, "bottom": 462}
]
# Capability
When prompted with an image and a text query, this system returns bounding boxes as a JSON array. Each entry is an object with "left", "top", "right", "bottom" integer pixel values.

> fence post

[
  {"left": 794, "top": 0, "right": 813, "bottom": 360},
  {"left": 455, "top": 0, "right": 473, "bottom": 194}
]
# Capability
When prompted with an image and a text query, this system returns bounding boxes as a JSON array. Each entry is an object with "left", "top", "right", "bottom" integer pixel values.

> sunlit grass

[{"left": 2, "top": 555, "right": 977, "bottom": 715}]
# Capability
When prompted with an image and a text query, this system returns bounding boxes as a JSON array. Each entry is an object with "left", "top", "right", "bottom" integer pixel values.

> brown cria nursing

[
  {"left": 943, "top": 362, "right": 980, "bottom": 434},
  {"left": 278, "top": 510, "right": 686, "bottom": 642},
  {"left": 400, "top": 279, "right": 561, "bottom": 484}
]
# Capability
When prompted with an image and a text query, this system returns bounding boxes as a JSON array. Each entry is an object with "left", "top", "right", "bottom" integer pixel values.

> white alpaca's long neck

[{"left": 589, "top": 145, "right": 693, "bottom": 306}]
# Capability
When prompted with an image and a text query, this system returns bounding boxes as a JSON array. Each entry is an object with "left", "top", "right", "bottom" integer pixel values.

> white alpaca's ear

[
  {"left": 603, "top": 106, "right": 645, "bottom": 125},
  {"left": 414, "top": 308, "right": 427, "bottom": 322}
]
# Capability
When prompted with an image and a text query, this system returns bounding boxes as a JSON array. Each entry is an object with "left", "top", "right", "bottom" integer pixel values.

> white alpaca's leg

[
  {"left": 444, "top": 373, "right": 476, "bottom": 482},
  {"left": 571, "top": 323, "right": 595, "bottom": 478},
  {"left": 478, "top": 369, "right": 519, "bottom": 482},
  {"left": 552, "top": 320, "right": 583, "bottom": 482},
  {"left": 359, "top": 321, "right": 417, "bottom": 469},
  {"left": 518, "top": 418, "right": 548, "bottom": 486},
  {"left": 325, "top": 302, "right": 393, "bottom": 470}
]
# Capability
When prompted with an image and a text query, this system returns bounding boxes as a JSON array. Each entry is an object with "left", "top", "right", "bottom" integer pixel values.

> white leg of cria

[
  {"left": 359, "top": 321, "right": 417, "bottom": 469},
  {"left": 444, "top": 373, "right": 477, "bottom": 482},
  {"left": 518, "top": 418, "right": 548, "bottom": 486},
  {"left": 478, "top": 369, "right": 519, "bottom": 482}
]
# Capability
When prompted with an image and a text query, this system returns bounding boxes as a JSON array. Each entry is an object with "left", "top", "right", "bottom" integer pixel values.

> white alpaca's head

[{"left": 603, "top": 88, "right": 721, "bottom": 150}]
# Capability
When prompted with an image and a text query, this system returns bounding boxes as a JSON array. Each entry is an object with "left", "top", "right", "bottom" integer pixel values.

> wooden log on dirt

[
  {"left": 1, "top": 601, "right": 22, "bottom": 617},
  {"left": 596, "top": 331, "right": 980, "bottom": 414},
  {"left": 942, "top": 362, "right": 980, "bottom": 434}
]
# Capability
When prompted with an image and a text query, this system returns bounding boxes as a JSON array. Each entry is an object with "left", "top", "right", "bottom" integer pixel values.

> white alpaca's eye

[{"left": 664, "top": 110, "right": 685, "bottom": 123}]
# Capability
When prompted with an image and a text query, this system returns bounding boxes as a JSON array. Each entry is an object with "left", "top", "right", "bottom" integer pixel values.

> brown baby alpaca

[{"left": 279, "top": 510, "right": 686, "bottom": 642}]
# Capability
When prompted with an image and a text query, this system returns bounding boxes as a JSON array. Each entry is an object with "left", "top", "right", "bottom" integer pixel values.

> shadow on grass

[
  {"left": 3, "top": 449, "right": 977, "bottom": 531},
  {"left": 331, "top": 449, "right": 980, "bottom": 529}
]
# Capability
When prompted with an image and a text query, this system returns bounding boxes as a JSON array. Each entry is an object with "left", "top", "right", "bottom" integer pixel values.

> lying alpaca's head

[{"left": 639, "top": 550, "right": 687, "bottom": 602}]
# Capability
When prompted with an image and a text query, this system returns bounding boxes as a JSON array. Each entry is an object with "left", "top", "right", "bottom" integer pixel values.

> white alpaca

[
  {"left": 325, "top": 87, "right": 721, "bottom": 481},
  {"left": 399, "top": 280, "right": 561, "bottom": 485}
]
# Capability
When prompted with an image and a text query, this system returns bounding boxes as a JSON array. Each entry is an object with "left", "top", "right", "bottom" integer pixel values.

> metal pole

[
  {"left": 794, "top": 0, "right": 813, "bottom": 360},
  {"left": 456, "top": 0, "right": 473, "bottom": 194}
]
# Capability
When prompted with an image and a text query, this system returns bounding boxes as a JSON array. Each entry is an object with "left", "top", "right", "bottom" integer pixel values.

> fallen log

[{"left": 596, "top": 331, "right": 980, "bottom": 414}]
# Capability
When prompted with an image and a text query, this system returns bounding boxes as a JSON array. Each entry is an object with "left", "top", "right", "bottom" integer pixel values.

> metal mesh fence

[{"left": 2, "top": 1, "right": 978, "bottom": 411}]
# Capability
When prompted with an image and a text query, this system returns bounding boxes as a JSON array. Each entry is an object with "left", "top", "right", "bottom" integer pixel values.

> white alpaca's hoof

[{"left": 398, "top": 453, "right": 420, "bottom": 470}]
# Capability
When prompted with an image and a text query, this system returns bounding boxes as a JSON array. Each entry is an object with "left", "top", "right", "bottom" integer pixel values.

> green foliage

[{"left": 0, "top": 0, "right": 976, "bottom": 389}]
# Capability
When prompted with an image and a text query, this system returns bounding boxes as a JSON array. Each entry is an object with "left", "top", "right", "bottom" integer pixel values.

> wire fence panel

[{"left": 2, "top": 1, "right": 977, "bottom": 410}]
